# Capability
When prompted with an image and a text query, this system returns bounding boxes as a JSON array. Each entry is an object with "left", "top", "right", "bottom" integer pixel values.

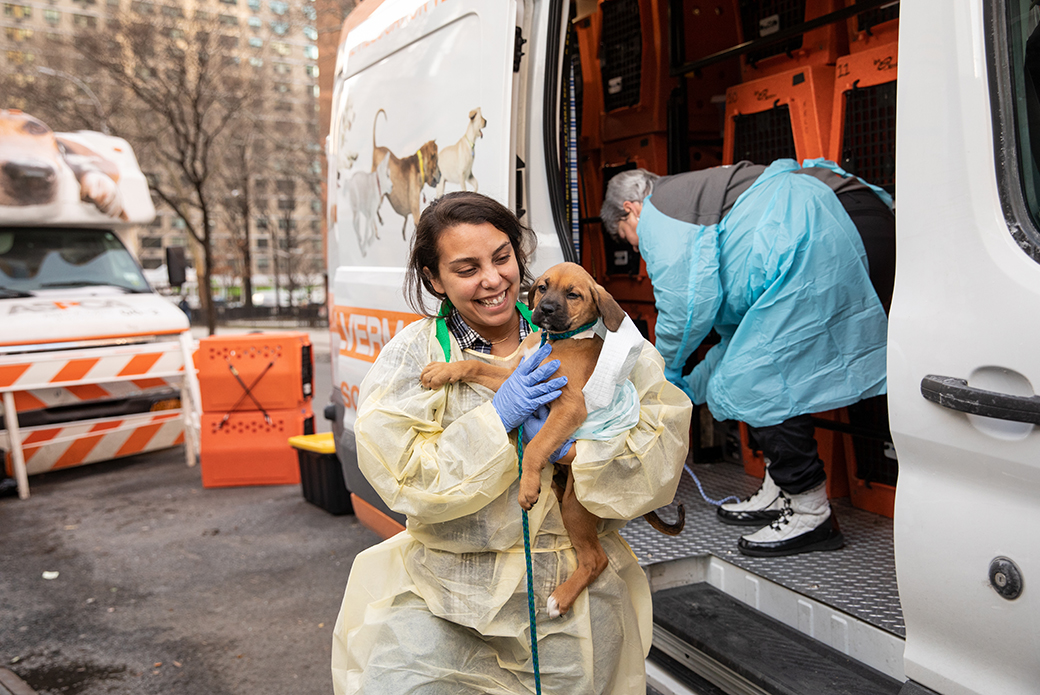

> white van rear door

[
  {"left": 890, "top": 2, "right": 1040, "bottom": 693},
  {"left": 328, "top": 0, "right": 522, "bottom": 427},
  {"left": 329, "top": 0, "right": 520, "bottom": 268}
]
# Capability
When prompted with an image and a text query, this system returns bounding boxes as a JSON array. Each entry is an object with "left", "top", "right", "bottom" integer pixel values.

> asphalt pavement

[{"left": 0, "top": 324, "right": 383, "bottom": 695}]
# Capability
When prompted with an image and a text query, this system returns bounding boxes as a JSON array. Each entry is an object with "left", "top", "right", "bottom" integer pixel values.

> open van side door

[{"left": 890, "top": 2, "right": 1040, "bottom": 692}]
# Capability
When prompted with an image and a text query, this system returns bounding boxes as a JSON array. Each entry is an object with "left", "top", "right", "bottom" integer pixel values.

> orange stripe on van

[
  {"left": 0, "top": 364, "right": 31, "bottom": 388},
  {"left": 331, "top": 305, "right": 420, "bottom": 364},
  {"left": 67, "top": 383, "right": 110, "bottom": 401},
  {"left": 115, "top": 423, "right": 161, "bottom": 458},
  {"left": 52, "top": 358, "right": 100, "bottom": 383},
  {"left": 117, "top": 353, "right": 162, "bottom": 377}
]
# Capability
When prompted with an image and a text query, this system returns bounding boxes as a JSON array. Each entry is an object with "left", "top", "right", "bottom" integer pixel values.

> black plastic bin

[{"left": 288, "top": 433, "right": 353, "bottom": 515}]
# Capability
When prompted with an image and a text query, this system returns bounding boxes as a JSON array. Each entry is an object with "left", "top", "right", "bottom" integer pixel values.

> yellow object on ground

[{"left": 331, "top": 319, "right": 692, "bottom": 695}]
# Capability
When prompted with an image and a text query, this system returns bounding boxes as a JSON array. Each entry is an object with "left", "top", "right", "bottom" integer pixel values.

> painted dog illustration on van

[
  {"left": 0, "top": 109, "right": 126, "bottom": 219},
  {"left": 435, "top": 107, "right": 486, "bottom": 197},
  {"left": 372, "top": 109, "right": 440, "bottom": 239},
  {"left": 346, "top": 155, "right": 393, "bottom": 257}
]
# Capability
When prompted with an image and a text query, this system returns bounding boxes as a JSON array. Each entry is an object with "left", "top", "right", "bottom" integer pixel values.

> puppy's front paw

[
  {"left": 547, "top": 596, "right": 561, "bottom": 619},
  {"left": 518, "top": 477, "right": 541, "bottom": 511},
  {"left": 420, "top": 362, "right": 455, "bottom": 389}
]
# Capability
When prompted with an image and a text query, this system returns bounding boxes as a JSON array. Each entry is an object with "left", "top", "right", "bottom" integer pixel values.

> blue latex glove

[
  {"left": 492, "top": 342, "right": 567, "bottom": 431},
  {"left": 521, "top": 404, "right": 575, "bottom": 463}
]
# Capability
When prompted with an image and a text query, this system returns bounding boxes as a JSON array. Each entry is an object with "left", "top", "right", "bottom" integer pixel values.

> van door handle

[{"left": 921, "top": 375, "right": 1040, "bottom": 425}]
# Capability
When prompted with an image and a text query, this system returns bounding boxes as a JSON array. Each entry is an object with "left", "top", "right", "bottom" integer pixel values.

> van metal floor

[{"left": 620, "top": 461, "right": 904, "bottom": 638}]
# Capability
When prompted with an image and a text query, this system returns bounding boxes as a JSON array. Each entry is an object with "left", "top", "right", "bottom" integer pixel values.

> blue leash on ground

[{"left": 684, "top": 464, "right": 740, "bottom": 506}]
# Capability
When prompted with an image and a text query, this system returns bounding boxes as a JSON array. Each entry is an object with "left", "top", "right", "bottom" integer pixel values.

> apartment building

[{"left": 1, "top": 0, "right": 325, "bottom": 300}]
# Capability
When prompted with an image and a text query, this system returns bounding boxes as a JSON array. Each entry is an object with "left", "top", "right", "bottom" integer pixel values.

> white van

[
  {"left": 326, "top": 2, "right": 1040, "bottom": 693},
  {"left": 0, "top": 110, "right": 200, "bottom": 498}
]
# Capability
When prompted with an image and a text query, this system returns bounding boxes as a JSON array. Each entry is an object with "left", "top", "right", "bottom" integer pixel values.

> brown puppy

[
  {"left": 421, "top": 262, "right": 684, "bottom": 619},
  {"left": 371, "top": 109, "right": 441, "bottom": 238}
]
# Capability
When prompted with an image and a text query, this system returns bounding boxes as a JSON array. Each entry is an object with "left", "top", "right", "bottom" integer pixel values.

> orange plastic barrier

[
  {"left": 723, "top": 64, "right": 835, "bottom": 164},
  {"left": 827, "top": 40, "right": 897, "bottom": 193},
  {"left": 736, "top": 0, "right": 847, "bottom": 80},
  {"left": 200, "top": 405, "right": 313, "bottom": 488},
  {"left": 196, "top": 332, "right": 313, "bottom": 412}
]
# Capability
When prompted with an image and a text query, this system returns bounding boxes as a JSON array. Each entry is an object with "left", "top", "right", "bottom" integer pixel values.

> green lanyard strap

[{"left": 434, "top": 300, "right": 538, "bottom": 363}]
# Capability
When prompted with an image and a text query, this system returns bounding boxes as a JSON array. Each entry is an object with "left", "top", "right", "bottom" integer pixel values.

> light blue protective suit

[{"left": 639, "top": 159, "right": 888, "bottom": 428}]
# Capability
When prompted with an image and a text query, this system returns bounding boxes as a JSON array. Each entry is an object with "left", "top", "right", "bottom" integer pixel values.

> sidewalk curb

[{"left": 0, "top": 668, "right": 36, "bottom": 695}]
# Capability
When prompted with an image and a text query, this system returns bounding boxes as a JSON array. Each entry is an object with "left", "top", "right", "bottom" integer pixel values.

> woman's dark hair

[{"left": 406, "top": 191, "right": 535, "bottom": 316}]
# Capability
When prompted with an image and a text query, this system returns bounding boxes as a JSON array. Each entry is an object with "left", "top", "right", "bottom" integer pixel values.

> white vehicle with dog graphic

[
  {"left": 326, "top": 2, "right": 1040, "bottom": 694},
  {"left": 0, "top": 110, "right": 200, "bottom": 499}
]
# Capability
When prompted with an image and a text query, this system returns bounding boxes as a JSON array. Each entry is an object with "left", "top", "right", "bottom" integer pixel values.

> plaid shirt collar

[{"left": 445, "top": 305, "right": 532, "bottom": 355}]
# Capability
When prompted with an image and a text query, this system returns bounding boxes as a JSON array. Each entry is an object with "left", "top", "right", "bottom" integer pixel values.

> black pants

[
  {"left": 748, "top": 192, "right": 895, "bottom": 495},
  {"left": 837, "top": 188, "right": 896, "bottom": 315}
]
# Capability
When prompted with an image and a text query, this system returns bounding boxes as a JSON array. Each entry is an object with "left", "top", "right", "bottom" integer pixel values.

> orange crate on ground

[
  {"left": 196, "top": 332, "right": 313, "bottom": 412},
  {"left": 736, "top": 0, "right": 847, "bottom": 80},
  {"left": 723, "top": 64, "right": 835, "bottom": 164},
  {"left": 739, "top": 409, "right": 850, "bottom": 500},
  {"left": 200, "top": 405, "right": 313, "bottom": 488},
  {"left": 827, "top": 40, "right": 897, "bottom": 193}
]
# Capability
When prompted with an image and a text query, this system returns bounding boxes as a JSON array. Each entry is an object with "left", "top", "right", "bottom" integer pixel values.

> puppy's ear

[
  {"left": 527, "top": 276, "right": 545, "bottom": 309},
  {"left": 469, "top": 108, "right": 478, "bottom": 119},
  {"left": 594, "top": 283, "right": 626, "bottom": 331}
]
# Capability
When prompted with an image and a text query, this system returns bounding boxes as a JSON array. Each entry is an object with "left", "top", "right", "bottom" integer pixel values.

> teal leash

[
  {"left": 436, "top": 300, "right": 546, "bottom": 692},
  {"left": 517, "top": 427, "right": 542, "bottom": 695}
]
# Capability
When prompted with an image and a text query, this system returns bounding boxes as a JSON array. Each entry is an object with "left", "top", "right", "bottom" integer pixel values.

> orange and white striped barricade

[{"left": 0, "top": 331, "right": 201, "bottom": 499}]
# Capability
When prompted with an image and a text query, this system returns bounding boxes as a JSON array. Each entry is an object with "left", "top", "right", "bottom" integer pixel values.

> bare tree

[
  {"left": 218, "top": 129, "right": 261, "bottom": 310},
  {"left": 61, "top": 8, "right": 260, "bottom": 334}
]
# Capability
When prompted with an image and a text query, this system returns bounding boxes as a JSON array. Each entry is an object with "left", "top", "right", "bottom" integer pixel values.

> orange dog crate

[
  {"left": 200, "top": 404, "right": 313, "bottom": 488},
  {"left": 735, "top": 0, "right": 848, "bottom": 80},
  {"left": 598, "top": 0, "right": 677, "bottom": 144},
  {"left": 723, "top": 64, "right": 835, "bottom": 164},
  {"left": 827, "top": 40, "right": 897, "bottom": 193},
  {"left": 844, "top": 0, "right": 899, "bottom": 54},
  {"left": 679, "top": 0, "right": 743, "bottom": 137},
  {"left": 839, "top": 398, "right": 895, "bottom": 518},
  {"left": 575, "top": 12, "right": 604, "bottom": 148},
  {"left": 196, "top": 332, "right": 313, "bottom": 412},
  {"left": 739, "top": 410, "right": 851, "bottom": 500}
]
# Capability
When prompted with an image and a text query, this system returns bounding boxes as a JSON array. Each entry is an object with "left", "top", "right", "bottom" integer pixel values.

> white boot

[
  {"left": 737, "top": 483, "right": 844, "bottom": 557},
  {"left": 717, "top": 467, "right": 786, "bottom": 526}
]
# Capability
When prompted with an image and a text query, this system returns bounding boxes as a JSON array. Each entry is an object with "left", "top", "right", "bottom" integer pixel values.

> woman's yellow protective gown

[{"left": 332, "top": 318, "right": 692, "bottom": 694}]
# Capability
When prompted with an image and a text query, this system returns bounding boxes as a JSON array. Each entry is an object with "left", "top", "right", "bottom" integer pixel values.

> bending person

[
  {"left": 601, "top": 159, "right": 894, "bottom": 557},
  {"left": 331, "top": 191, "right": 692, "bottom": 694}
]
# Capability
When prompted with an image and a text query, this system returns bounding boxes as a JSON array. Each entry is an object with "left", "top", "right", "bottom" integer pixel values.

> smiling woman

[
  {"left": 405, "top": 191, "right": 535, "bottom": 356},
  {"left": 331, "top": 191, "right": 692, "bottom": 695}
]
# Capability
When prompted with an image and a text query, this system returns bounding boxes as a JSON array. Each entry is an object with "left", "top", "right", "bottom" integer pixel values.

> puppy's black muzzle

[{"left": 531, "top": 298, "right": 571, "bottom": 333}]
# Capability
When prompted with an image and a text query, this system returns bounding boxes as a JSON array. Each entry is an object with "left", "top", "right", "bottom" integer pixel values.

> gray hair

[{"left": 601, "top": 168, "right": 660, "bottom": 239}]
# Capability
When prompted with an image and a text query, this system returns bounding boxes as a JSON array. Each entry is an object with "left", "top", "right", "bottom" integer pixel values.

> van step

[{"left": 652, "top": 583, "right": 902, "bottom": 695}]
